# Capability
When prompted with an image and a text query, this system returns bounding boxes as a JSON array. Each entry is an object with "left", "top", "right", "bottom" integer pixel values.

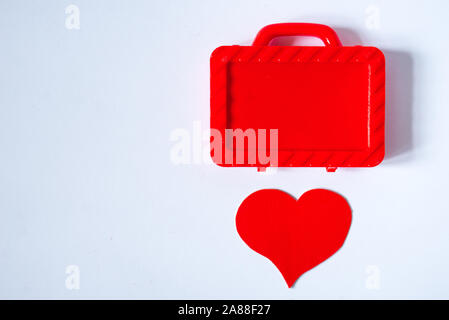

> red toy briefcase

[{"left": 210, "top": 23, "right": 385, "bottom": 171}]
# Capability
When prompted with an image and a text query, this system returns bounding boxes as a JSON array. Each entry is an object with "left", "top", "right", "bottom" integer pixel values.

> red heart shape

[{"left": 236, "top": 189, "right": 352, "bottom": 287}]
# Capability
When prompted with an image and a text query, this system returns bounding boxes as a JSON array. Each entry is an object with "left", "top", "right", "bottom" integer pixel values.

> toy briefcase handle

[
  {"left": 210, "top": 23, "right": 385, "bottom": 172},
  {"left": 252, "top": 23, "right": 342, "bottom": 47}
]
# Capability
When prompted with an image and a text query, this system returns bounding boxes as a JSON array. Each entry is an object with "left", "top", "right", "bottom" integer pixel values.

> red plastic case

[{"left": 210, "top": 23, "right": 385, "bottom": 171}]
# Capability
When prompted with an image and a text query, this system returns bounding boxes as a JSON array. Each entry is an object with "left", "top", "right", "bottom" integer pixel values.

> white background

[{"left": 0, "top": 0, "right": 448, "bottom": 299}]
